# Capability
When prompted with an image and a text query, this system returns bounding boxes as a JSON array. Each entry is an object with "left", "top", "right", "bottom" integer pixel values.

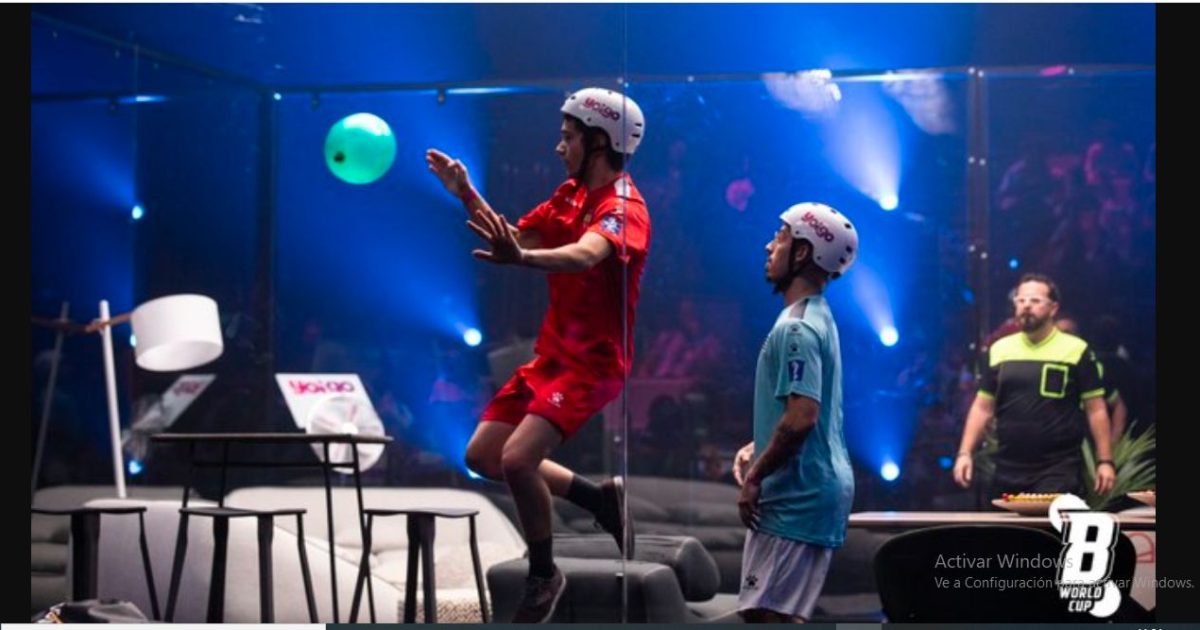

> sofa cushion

[
  {"left": 627, "top": 520, "right": 747, "bottom": 550},
  {"left": 488, "top": 557, "right": 692, "bottom": 622},
  {"left": 554, "top": 533, "right": 720, "bottom": 601},
  {"left": 812, "top": 593, "right": 885, "bottom": 622},
  {"left": 31, "top": 574, "right": 67, "bottom": 616},
  {"left": 372, "top": 538, "right": 521, "bottom": 590},
  {"left": 707, "top": 548, "right": 744, "bottom": 594},
  {"left": 31, "top": 542, "right": 67, "bottom": 573},
  {"left": 31, "top": 514, "right": 69, "bottom": 544},
  {"left": 33, "top": 485, "right": 188, "bottom": 509},
  {"left": 664, "top": 501, "right": 742, "bottom": 527},
  {"left": 554, "top": 493, "right": 671, "bottom": 524},
  {"left": 625, "top": 476, "right": 741, "bottom": 505},
  {"left": 823, "top": 529, "right": 892, "bottom": 594},
  {"left": 685, "top": 592, "right": 741, "bottom": 621},
  {"left": 484, "top": 491, "right": 574, "bottom": 535}
]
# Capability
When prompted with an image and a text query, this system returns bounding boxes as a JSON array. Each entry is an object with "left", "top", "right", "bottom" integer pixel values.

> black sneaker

[
  {"left": 597, "top": 476, "right": 635, "bottom": 558},
  {"left": 511, "top": 567, "right": 567, "bottom": 623}
]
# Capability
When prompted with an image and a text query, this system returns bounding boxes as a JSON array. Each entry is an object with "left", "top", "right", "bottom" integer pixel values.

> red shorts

[{"left": 481, "top": 356, "right": 623, "bottom": 440}]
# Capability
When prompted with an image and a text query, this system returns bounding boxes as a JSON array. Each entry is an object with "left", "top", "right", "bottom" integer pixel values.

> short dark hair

[
  {"left": 773, "top": 238, "right": 831, "bottom": 294},
  {"left": 1016, "top": 272, "right": 1060, "bottom": 302},
  {"left": 565, "top": 115, "right": 626, "bottom": 171}
]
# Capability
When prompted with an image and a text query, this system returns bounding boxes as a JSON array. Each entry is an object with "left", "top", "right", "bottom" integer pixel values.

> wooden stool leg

[
  {"left": 349, "top": 514, "right": 373, "bottom": 622},
  {"left": 135, "top": 512, "right": 161, "bottom": 620},
  {"left": 418, "top": 516, "right": 437, "bottom": 623},
  {"left": 404, "top": 516, "right": 420, "bottom": 623},
  {"left": 164, "top": 513, "right": 191, "bottom": 622},
  {"left": 256, "top": 515, "right": 275, "bottom": 622},
  {"left": 469, "top": 515, "right": 490, "bottom": 622},
  {"left": 68, "top": 512, "right": 102, "bottom": 602},
  {"left": 207, "top": 516, "right": 230, "bottom": 622},
  {"left": 295, "top": 514, "right": 319, "bottom": 623}
]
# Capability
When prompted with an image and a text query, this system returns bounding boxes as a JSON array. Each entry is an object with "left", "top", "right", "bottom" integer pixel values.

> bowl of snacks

[
  {"left": 1126, "top": 490, "right": 1156, "bottom": 507},
  {"left": 991, "top": 492, "right": 1063, "bottom": 515}
]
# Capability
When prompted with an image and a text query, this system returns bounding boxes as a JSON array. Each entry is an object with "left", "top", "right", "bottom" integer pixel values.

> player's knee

[
  {"left": 500, "top": 448, "right": 539, "bottom": 480},
  {"left": 464, "top": 444, "right": 502, "bottom": 480}
]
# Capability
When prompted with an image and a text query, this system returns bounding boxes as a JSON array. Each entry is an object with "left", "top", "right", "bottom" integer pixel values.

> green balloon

[{"left": 324, "top": 113, "right": 397, "bottom": 185}]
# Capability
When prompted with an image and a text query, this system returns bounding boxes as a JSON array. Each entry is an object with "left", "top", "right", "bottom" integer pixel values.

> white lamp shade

[{"left": 131, "top": 294, "right": 224, "bottom": 372}]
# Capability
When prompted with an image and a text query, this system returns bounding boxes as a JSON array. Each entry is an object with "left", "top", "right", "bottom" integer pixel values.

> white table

[{"left": 849, "top": 509, "right": 1156, "bottom": 531}]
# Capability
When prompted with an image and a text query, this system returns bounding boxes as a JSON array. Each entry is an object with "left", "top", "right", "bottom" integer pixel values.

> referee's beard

[{"left": 1019, "top": 312, "right": 1051, "bottom": 333}]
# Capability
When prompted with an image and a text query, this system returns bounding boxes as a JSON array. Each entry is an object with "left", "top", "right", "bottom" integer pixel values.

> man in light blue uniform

[{"left": 732, "top": 202, "right": 858, "bottom": 622}]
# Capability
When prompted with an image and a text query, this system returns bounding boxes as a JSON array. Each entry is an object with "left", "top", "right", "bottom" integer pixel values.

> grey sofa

[
  {"left": 31, "top": 484, "right": 526, "bottom": 622},
  {"left": 31, "top": 485, "right": 188, "bottom": 616},
  {"left": 485, "top": 474, "right": 887, "bottom": 622}
]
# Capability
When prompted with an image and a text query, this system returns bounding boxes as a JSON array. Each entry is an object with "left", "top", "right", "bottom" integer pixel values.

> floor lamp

[{"left": 89, "top": 294, "right": 223, "bottom": 498}]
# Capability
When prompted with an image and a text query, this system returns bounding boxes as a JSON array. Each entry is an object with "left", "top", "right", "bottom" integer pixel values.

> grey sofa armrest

[{"left": 554, "top": 533, "right": 721, "bottom": 602}]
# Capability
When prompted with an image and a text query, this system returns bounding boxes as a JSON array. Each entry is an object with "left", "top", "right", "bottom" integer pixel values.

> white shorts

[{"left": 737, "top": 529, "right": 834, "bottom": 621}]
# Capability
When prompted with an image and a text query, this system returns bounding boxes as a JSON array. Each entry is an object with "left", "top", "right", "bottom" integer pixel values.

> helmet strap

[
  {"left": 573, "top": 135, "right": 610, "bottom": 182},
  {"left": 774, "top": 237, "right": 816, "bottom": 294}
]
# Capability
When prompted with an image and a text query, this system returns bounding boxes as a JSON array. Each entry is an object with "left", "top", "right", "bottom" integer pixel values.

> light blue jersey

[{"left": 752, "top": 295, "right": 853, "bottom": 548}]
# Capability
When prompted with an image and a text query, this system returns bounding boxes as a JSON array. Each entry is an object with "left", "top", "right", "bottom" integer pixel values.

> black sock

[
  {"left": 528, "top": 537, "right": 555, "bottom": 578},
  {"left": 565, "top": 474, "right": 604, "bottom": 515}
]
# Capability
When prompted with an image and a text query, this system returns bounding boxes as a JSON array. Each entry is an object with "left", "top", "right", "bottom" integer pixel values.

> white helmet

[
  {"left": 561, "top": 87, "right": 645, "bottom": 155},
  {"left": 780, "top": 202, "right": 859, "bottom": 278}
]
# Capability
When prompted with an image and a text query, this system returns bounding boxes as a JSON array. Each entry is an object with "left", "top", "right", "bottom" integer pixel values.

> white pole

[{"left": 99, "top": 300, "right": 127, "bottom": 498}]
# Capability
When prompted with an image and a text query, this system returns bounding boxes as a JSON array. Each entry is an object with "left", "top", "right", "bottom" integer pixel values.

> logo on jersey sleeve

[
  {"left": 788, "top": 359, "right": 805, "bottom": 383},
  {"left": 600, "top": 215, "right": 623, "bottom": 235}
]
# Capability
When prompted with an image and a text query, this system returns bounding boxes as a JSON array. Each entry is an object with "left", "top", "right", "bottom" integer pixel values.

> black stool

[
  {"left": 31, "top": 506, "right": 160, "bottom": 620},
  {"left": 163, "top": 506, "right": 318, "bottom": 622},
  {"left": 349, "top": 507, "right": 488, "bottom": 623}
]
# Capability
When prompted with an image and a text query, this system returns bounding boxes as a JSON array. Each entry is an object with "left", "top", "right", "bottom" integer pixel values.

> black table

[{"left": 151, "top": 432, "right": 392, "bottom": 622}]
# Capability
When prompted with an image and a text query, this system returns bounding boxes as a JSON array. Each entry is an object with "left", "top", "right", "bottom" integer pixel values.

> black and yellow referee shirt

[{"left": 979, "top": 327, "right": 1106, "bottom": 467}]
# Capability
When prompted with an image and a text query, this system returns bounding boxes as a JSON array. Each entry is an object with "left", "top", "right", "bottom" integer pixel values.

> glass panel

[
  {"left": 980, "top": 66, "right": 1156, "bottom": 480},
  {"left": 32, "top": 8, "right": 264, "bottom": 494},
  {"left": 624, "top": 70, "right": 971, "bottom": 609},
  {"left": 130, "top": 43, "right": 264, "bottom": 492},
  {"left": 31, "top": 5, "right": 1154, "bottom": 625},
  {"left": 32, "top": 14, "right": 141, "bottom": 490}
]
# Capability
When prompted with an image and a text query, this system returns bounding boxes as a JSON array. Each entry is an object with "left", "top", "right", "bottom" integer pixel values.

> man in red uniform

[{"left": 426, "top": 87, "right": 649, "bottom": 622}]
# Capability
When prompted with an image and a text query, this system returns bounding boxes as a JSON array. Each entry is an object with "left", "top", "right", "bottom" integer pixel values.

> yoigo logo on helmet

[
  {"left": 800, "top": 211, "right": 835, "bottom": 242},
  {"left": 1050, "top": 494, "right": 1122, "bottom": 617},
  {"left": 583, "top": 97, "right": 621, "bottom": 121}
]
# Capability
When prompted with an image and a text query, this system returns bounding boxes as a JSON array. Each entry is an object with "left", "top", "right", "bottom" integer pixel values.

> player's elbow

[
  {"left": 780, "top": 410, "right": 817, "bottom": 438},
  {"left": 971, "top": 395, "right": 995, "bottom": 419},
  {"left": 578, "top": 249, "right": 605, "bottom": 270},
  {"left": 565, "top": 245, "right": 608, "bottom": 272}
]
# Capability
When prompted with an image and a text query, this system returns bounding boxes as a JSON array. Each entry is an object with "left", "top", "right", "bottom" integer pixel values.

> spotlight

[{"left": 881, "top": 462, "right": 900, "bottom": 482}]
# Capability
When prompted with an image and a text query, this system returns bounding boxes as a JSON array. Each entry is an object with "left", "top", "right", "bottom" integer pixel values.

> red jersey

[{"left": 516, "top": 175, "right": 651, "bottom": 378}]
